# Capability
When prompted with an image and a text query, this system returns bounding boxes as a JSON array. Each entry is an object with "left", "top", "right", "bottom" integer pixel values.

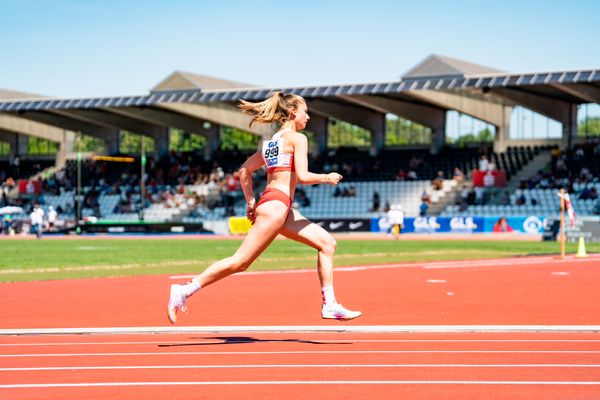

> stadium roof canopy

[
  {"left": 0, "top": 54, "right": 599, "bottom": 158},
  {"left": 1, "top": 54, "right": 598, "bottom": 111}
]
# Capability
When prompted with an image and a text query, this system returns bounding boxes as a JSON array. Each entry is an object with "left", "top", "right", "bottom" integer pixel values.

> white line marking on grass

[
  {"left": 3, "top": 350, "right": 600, "bottom": 358},
  {"left": 3, "top": 380, "right": 600, "bottom": 388},
  {"left": 2, "top": 364, "right": 600, "bottom": 372},
  {"left": 2, "top": 325, "right": 600, "bottom": 336}
]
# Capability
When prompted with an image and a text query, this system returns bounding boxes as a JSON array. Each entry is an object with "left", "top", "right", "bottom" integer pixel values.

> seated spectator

[
  {"left": 452, "top": 167, "right": 465, "bottom": 183},
  {"left": 432, "top": 171, "right": 444, "bottom": 191},
  {"left": 395, "top": 169, "right": 406, "bottom": 181},
  {"left": 419, "top": 200, "right": 428, "bottom": 216},
  {"left": 406, "top": 170, "right": 418, "bottom": 181},
  {"left": 346, "top": 185, "right": 356, "bottom": 197},
  {"left": 478, "top": 155, "right": 489, "bottom": 171},
  {"left": 493, "top": 217, "right": 514, "bottom": 233},
  {"left": 369, "top": 191, "right": 380, "bottom": 212}
]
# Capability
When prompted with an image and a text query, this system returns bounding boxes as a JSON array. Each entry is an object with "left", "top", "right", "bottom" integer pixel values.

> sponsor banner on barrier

[
  {"left": 312, "top": 219, "right": 371, "bottom": 232},
  {"left": 544, "top": 216, "right": 600, "bottom": 242},
  {"left": 371, "top": 216, "right": 550, "bottom": 234}
]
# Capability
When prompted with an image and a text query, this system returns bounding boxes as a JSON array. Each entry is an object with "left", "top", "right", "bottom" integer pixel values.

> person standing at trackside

[
  {"left": 167, "top": 92, "right": 362, "bottom": 323},
  {"left": 30, "top": 203, "right": 44, "bottom": 239},
  {"left": 387, "top": 204, "right": 404, "bottom": 239},
  {"left": 47, "top": 206, "right": 58, "bottom": 231}
]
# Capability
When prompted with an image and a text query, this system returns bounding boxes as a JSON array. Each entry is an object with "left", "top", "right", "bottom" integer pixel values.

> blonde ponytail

[{"left": 239, "top": 91, "right": 304, "bottom": 127}]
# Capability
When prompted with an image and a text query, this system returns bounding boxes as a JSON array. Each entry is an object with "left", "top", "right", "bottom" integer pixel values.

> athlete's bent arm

[{"left": 239, "top": 151, "right": 264, "bottom": 222}]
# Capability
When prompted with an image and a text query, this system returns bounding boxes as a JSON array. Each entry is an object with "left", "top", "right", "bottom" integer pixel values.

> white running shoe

[
  {"left": 167, "top": 284, "right": 188, "bottom": 324},
  {"left": 321, "top": 302, "right": 362, "bottom": 321}
]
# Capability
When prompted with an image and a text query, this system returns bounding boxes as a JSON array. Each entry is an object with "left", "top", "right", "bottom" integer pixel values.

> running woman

[{"left": 167, "top": 91, "right": 361, "bottom": 323}]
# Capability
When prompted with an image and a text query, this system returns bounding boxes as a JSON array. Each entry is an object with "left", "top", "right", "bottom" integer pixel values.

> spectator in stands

[
  {"left": 421, "top": 190, "right": 431, "bottom": 205},
  {"left": 419, "top": 200, "right": 428, "bottom": 216},
  {"left": 2, "top": 214, "right": 13, "bottom": 235},
  {"left": 406, "top": 170, "right": 418, "bottom": 181},
  {"left": 500, "top": 191, "right": 510, "bottom": 206},
  {"left": 459, "top": 185, "right": 469, "bottom": 206},
  {"left": 483, "top": 171, "right": 495, "bottom": 188},
  {"left": 432, "top": 171, "right": 444, "bottom": 191},
  {"left": 474, "top": 186, "right": 486, "bottom": 205},
  {"left": 47, "top": 206, "right": 57, "bottom": 230},
  {"left": 369, "top": 191, "right": 381, "bottom": 212},
  {"left": 167, "top": 91, "right": 360, "bottom": 324},
  {"left": 452, "top": 167, "right": 465, "bottom": 183},
  {"left": 346, "top": 185, "right": 356, "bottom": 197},
  {"left": 478, "top": 155, "right": 489, "bottom": 172},
  {"left": 515, "top": 189, "right": 526, "bottom": 206},
  {"left": 493, "top": 217, "right": 514, "bottom": 233},
  {"left": 395, "top": 169, "right": 406, "bottom": 181}
]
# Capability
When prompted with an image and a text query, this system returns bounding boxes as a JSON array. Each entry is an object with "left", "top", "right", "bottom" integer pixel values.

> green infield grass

[{"left": 0, "top": 237, "right": 597, "bottom": 282}]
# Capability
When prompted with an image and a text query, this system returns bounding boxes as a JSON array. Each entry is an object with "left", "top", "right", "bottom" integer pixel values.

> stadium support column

[
  {"left": 369, "top": 113, "right": 386, "bottom": 156},
  {"left": 204, "top": 123, "right": 220, "bottom": 161},
  {"left": 430, "top": 118, "right": 446, "bottom": 155},
  {"left": 493, "top": 105, "right": 512, "bottom": 153},
  {"left": 563, "top": 103, "right": 578, "bottom": 150},
  {"left": 306, "top": 113, "right": 328, "bottom": 158},
  {"left": 103, "top": 129, "right": 121, "bottom": 155},
  {"left": 56, "top": 130, "right": 75, "bottom": 169},
  {"left": 16, "top": 133, "right": 28, "bottom": 157},
  {"left": 151, "top": 127, "right": 170, "bottom": 158}
]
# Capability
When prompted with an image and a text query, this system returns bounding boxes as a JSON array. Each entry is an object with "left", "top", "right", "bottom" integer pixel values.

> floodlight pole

[{"left": 140, "top": 135, "right": 146, "bottom": 222}]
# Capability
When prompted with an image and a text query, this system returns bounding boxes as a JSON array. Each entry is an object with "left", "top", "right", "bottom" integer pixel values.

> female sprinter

[{"left": 167, "top": 92, "right": 361, "bottom": 323}]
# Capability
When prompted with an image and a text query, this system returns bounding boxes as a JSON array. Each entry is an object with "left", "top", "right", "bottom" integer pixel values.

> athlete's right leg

[
  {"left": 279, "top": 209, "right": 361, "bottom": 321},
  {"left": 167, "top": 201, "right": 289, "bottom": 323}
]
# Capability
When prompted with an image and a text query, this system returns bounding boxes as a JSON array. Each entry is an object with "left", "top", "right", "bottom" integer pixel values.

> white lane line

[
  {"left": 169, "top": 255, "right": 600, "bottom": 279},
  {"left": 3, "top": 339, "right": 600, "bottom": 347},
  {"left": 2, "top": 364, "right": 600, "bottom": 372},
  {"left": 3, "top": 380, "right": 600, "bottom": 388},
  {"left": 3, "top": 325, "right": 600, "bottom": 336},
  {"left": 3, "top": 350, "right": 600, "bottom": 358}
]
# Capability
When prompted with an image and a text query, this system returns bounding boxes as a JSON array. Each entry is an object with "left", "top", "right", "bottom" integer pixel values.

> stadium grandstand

[{"left": 1, "top": 54, "right": 599, "bottom": 236}]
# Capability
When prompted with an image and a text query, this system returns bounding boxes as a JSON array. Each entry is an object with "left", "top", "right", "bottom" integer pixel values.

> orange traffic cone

[{"left": 576, "top": 237, "right": 587, "bottom": 258}]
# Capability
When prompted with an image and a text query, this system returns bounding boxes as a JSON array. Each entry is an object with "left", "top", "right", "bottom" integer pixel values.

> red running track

[{"left": 1, "top": 255, "right": 600, "bottom": 399}]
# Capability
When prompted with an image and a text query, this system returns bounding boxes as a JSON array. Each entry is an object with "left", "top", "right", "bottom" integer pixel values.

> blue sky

[{"left": 1, "top": 0, "right": 599, "bottom": 98}]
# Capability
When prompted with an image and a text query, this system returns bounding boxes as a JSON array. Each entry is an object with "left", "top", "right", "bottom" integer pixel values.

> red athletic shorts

[{"left": 256, "top": 187, "right": 292, "bottom": 210}]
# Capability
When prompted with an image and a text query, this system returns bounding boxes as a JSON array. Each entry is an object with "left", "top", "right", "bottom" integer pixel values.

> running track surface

[{"left": 1, "top": 255, "right": 600, "bottom": 399}]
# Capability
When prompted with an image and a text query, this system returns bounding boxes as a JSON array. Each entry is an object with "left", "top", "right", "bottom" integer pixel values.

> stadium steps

[
  {"left": 426, "top": 180, "right": 464, "bottom": 216},
  {"left": 502, "top": 149, "right": 551, "bottom": 195}
]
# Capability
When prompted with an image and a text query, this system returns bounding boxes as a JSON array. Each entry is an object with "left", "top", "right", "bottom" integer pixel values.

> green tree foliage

[
  {"left": 328, "top": 119, "right": 371, "bottom": 148},
  {"left": 452, "top": 127, "right": 495, "bottom": 146},
  {"left": 385, "top": 115, "right": 431, "bottom": 145},
  {"left": 119, "top": 131, "right": 155, "bottom": 154},
  {"left": 169, "top": 128, "right": 206, "bottom": 152},
  {"left": 0, "top": 141, "right": 9, "bottom": 156},
  {"left": 27, "top": 137, "right": 58, "bottom": 155},
  {"left": 578, "top": 117, "right": 600, "bottom": 136},
  {"left": 220, "top": 127, "right": 260, "bottom": 150},
  {"left": 75, "top": 134, "right": 105, "bottom": 153}
]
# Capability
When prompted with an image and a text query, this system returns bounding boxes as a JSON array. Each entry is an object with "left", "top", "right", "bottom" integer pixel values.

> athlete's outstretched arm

[{"left": 293, "top": 134, "right": 342, "bottom": 185}]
